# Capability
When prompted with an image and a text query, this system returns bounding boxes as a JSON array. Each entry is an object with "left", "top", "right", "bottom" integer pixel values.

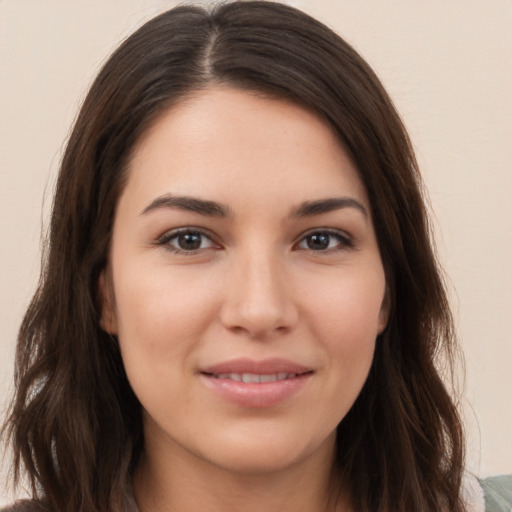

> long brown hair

[{"left": 3, "top": 2, "right": 465, "bottom": 511}]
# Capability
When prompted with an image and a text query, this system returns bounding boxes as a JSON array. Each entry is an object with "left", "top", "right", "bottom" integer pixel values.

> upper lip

[{"left": 200, "top": 358, "right": 313, "bottom": 376}]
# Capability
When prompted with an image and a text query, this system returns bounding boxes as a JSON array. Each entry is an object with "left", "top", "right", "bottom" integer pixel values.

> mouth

[
  {"left": 203, "top": 371, "right": 311, "bottom": 383},
  {"left": 199, "top": 359, "right": 313, "bottom": 408}
]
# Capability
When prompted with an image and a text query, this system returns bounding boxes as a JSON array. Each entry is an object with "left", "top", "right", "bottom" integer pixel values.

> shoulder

[
  {"left": 0, "top": 500, "right": 49, "bottom": 512},
  {"left": 3, "top": 478, "right": 511, "bottom": 512},
  {"left": 457, "top": 473, "right": 512, "bottom": 512},
  {"left": 481, "top": 475, "right": 512, "bottom": 512}
]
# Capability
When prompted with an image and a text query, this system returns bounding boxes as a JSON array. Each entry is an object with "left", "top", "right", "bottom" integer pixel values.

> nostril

[{"left": 219, "top": 271, "right": 298, "bottom": 337}]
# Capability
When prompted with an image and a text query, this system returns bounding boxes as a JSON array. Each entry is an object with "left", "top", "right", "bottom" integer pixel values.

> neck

[{"left": 133, "top": 431, "right": 351, "bottom": 512}]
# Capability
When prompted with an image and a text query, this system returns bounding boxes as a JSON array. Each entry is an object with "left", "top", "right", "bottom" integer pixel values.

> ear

[
  {"left": 377, "top": 286, "right": 390, "bottom": 334},
  {"left": 98, "top": 270, "right": 118, "bottom": 334}
]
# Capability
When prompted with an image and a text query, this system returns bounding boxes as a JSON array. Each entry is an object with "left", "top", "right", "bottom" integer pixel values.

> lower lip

[{"left": 200, "top": 373, "right": 312, "bottom": 408}]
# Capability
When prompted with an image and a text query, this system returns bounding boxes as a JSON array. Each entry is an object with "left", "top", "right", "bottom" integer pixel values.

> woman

[{"left": 2, "top": 2, "right": 510, "bottom": 511}]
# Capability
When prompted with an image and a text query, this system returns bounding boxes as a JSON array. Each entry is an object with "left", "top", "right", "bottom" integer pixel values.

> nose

[{"left": 219, "top": 250, "right": 298, "bottom": 339}]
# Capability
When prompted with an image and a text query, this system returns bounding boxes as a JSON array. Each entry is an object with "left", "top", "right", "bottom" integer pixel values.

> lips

[
  {"left": 201, "top": 357, "right": 312, "bottom": 376},
  {"left": 199, "top": 358, "right": 313, "bottom": 408},
  {"left": 210, "top": 372, "right": 300, "bottom": 383}
]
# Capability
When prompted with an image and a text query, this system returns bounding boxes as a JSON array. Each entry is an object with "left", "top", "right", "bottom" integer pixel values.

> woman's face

[{"left": 101, "top": 87, "right": 388, "bottom": 475}]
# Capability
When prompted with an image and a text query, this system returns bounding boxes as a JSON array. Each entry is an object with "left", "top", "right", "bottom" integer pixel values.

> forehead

[{"left": 123, "top": 86, "right": 368, "bottom": 213}]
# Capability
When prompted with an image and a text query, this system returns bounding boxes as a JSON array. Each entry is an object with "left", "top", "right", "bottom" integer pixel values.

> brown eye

[
  {"left": 175, "top": 232, "right": 203, "bottom": 251},
  {"left": 158, "top": 229, "right": 217, "bottom": 253},
  {"left": 305, "top": 233, "right": 330, "bottom": 250},
  {"left": 297, "top": 230, "right": 352, "bottom": 251}
]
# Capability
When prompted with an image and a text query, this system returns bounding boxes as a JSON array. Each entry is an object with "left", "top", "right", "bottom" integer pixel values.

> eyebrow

[
  {"left": 291, "top": 197, "right": 368, "bottom": 219},
  {"left": 140, "top": 194, "right": 231, "bottom": 217},
  {"left": 140, "top": 194, "right": 368, "bottom": 220}
]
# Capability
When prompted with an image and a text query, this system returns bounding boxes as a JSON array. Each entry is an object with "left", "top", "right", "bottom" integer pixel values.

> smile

[
  {"left": 208, "top": 372, "right": 303, "bottom": 383},
  {"left": 199, "top": 359, "right": 313, "bottom": 408}
]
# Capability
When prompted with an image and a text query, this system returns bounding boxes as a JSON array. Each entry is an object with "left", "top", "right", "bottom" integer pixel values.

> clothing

[
  {"left": 3, "top": 474, "right": 511, "bottom": 512},
  {"left": 462, "top": 474, "right": 512, "bottom": 512},
  {"left": 481, "top": 475, "right": 512, "bottom": 512}
]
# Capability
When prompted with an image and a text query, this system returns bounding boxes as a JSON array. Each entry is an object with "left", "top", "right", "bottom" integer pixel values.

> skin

[{"left": 101, "top": 87, "right": 388, "bottom": 512}]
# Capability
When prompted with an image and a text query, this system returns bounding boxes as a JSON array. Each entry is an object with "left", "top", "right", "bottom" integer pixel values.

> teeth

[
  {"left": 242, "top": 373, "right": 260, "bottom": 383},
  {"left": 213, "top": 372, "right": 298, "bottom": 382},
  {"left": 217, "top": 373, "right": 242, "bottom": 381}
]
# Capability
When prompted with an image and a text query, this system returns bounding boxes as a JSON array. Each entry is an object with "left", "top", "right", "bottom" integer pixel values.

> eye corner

[
  {"left": 294, "top": 229, "right": 354, "bottom": 253},
  {"left": 155, "top": 227, "right": 222, "bottom": 255}
]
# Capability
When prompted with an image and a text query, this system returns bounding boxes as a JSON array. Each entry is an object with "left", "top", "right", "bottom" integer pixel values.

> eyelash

[
  {"left": 156, "top": 228, "right": 354, "bottom": 254},
  {"left": 156, "top": 228, "right": 219, "bottom": 255},
  {"left": 295, "top": 229, "right": 354, "bottom": 252}
]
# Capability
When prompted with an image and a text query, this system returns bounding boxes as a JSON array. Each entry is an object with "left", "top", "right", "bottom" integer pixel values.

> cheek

[
  {"left": 299, "top": 266, "right": 385, "bottom": 386},
  {"left": 303, "top": 267, "right": 386, "bottom": 340},
  {"left": 112, "top": 264, "right": 221, "bottom": 362},
  {"left": 292, "top": 273, "right": 381, "bottom": 439},
  {"left": 111, "top": 266, "right": 223, "bottom": 421}
]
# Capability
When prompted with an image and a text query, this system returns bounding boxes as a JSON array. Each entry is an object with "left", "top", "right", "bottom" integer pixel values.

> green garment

[
  {"left": 2, "top": 474, "right": 511, "bottom": 511},
  {"left": 482, "top": 475, "right": 512, "bottom": 512}
]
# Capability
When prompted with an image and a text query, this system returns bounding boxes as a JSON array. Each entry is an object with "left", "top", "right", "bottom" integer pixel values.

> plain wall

[{"left": 1, "top": 0, "right": 511, "bottom": 502}]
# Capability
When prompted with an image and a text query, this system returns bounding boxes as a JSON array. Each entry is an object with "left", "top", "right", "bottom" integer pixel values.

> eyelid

[
  {"left": 156, "top": 226, "right": 221, "bottom": 253},
  {"left": 294, "top": 228, "right": 354, "bottom": 251},
  {"left": 154, "top": 226, "right": 354, "bottom": 254}
]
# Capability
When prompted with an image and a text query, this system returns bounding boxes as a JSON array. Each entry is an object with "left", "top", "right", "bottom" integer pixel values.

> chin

[{"left": 191, "top": 425, "right": 337, "bottom": 476}]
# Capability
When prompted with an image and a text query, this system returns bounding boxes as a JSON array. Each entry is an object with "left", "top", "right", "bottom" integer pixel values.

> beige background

[{"left": 1, "top": 0, "right": 511, "bottom": 501}]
